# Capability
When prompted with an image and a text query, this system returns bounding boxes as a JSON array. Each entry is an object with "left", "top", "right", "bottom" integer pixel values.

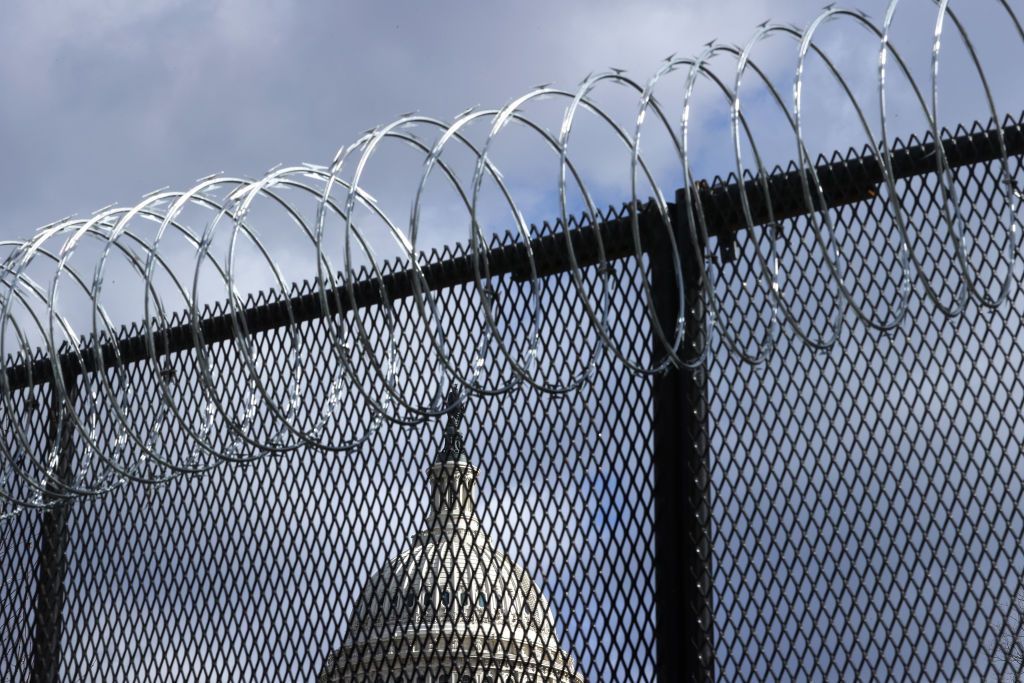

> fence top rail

[{"left": 4, "top": 115, "right": 1022, "bottom": 393}]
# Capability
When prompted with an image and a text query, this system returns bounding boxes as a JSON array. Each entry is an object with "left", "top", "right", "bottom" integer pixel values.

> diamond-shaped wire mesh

[{"left": 2, "top": 115, "right": 1024, "bottom": 682}]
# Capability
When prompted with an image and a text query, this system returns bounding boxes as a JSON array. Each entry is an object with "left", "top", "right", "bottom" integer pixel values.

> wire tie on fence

[
  {"left": 160, "top": 363, "right": 176, "bottom": 383},
  {"left": 481, "top": 283, "right": 498, "bottom": 306}
]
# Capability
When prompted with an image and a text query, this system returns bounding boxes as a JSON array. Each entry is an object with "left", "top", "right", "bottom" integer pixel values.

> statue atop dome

[
  {"left": 437, "top": 389, "right": 468, "bottom": 464},
  {"left": 318, "top": 393, "right": 584, "bottom": 682}
]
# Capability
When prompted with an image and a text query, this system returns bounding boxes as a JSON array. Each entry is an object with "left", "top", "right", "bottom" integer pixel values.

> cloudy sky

[{"left": 0, "top": 0, "right": 905, "bottom": 236}]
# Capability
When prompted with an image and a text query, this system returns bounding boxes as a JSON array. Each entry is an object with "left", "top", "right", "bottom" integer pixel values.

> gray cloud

[{"left": 0, "top": 0, "right": 864, "bottom": 238}]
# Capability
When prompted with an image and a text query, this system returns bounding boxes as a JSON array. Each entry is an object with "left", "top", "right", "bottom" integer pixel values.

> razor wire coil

[{"left": 2, "top": 0, "right": 1023, "bottom": 513}]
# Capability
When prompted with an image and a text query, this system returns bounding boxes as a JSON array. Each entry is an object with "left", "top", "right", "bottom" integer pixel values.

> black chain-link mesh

[{"left": 2, "top": 116, "right": 1024, "bottom": 681}]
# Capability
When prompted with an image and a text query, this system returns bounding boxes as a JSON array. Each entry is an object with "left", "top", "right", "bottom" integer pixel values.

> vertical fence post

[
  {"left": 30, "top": 369, "right": 79, "bottom": 683},
  {"left": 651, "top": 193, "right": 713, "bottom": 681}
]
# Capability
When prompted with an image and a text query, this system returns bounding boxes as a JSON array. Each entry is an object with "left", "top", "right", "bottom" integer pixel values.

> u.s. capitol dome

[{"left": 319, "top": 401, "right": 584, "bottom": 683}]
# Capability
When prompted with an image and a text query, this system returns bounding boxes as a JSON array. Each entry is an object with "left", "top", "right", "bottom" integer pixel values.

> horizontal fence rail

[{"left": 5, "top": 116, "right": 1024, "bottom": 395}]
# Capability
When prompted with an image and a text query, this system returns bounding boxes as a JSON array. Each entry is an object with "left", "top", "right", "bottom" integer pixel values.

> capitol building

[{"left": 319, "top": 401, "right": 584, "bottom": 682}]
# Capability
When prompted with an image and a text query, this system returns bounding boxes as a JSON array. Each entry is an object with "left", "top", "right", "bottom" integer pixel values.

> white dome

[{"left": 319, "top": 407, "right": 584, "bottom": 683}]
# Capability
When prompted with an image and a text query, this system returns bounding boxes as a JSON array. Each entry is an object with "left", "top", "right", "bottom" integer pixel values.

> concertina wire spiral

[{"left": 2, "top": 0, "right": 1023, "bottom": 513}]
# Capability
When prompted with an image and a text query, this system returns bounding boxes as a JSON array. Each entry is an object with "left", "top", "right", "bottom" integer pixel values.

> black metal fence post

[
  {"left": 30, "top": 371, "right": 79, "bottom": 683},
  {"left": 651, "top": 193, "right": 712, "bottom": 682}
]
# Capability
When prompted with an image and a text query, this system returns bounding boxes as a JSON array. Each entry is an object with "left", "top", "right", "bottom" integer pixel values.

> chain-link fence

[{"left": 3, "top": 114, "right": 1024, "bottom": 682}]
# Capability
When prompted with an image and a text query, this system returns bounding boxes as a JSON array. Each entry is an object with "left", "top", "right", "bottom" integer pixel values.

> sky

[{"left": 0, "top": 0, "right": 874, "bottom": 237}]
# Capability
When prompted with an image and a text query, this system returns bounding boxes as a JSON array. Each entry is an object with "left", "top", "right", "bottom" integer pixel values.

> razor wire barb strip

[{"left": 3, "top": 1, "right": 1024, "bottom": 681}]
